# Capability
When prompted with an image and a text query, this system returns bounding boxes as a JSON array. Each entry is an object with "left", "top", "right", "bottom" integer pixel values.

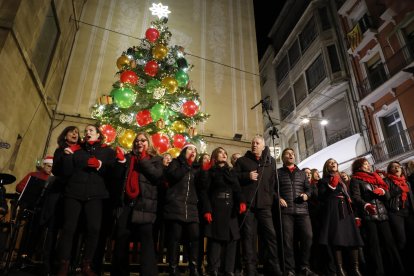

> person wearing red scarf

[
  {"left": 111, "top": 132, "right": 163, "bottom": 276},
  {"left": 349, "top": 158, "right": 404, "bottom": 276},
  {"left": 385, "top": 161, "right": 414, "bottom": 275}
]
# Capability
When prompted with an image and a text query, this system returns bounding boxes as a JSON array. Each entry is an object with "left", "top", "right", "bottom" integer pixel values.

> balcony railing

[
  {"left": 372, "top": 126, "right": 414, "bottom": 163},
  {"left": 358, "top": 43, "right": 414, "bottom": 99},
  {"left": 327, "top": 127, "right": 354, "bottom": 146}
]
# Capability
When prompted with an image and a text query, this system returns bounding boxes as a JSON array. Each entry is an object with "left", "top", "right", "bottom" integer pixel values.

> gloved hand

[
  {"left": 64, "top": 144, "right": 81, "bottom": 154},
  {"left": 116, "top": 147, "right": 125, "bottom": 162},
  {"left": 355, "top": 217, "right": 362, "bottom": 228},
  {"left": 365, "top": 203, "right": 377, "bottom": 215},
  {"left": 329, "top": 174, "right": 340, "bottom": 188},
  {"left": 202, "top": 161, "right": 212, "bottom": 171},
  {"left": 373, "top": 188, "right": 385, "bottom": 196},
  {"left": 239, "top": 202, "right": 247, "bottom": 214},
  {"left": 187, "top": 153, "right": 195, "bottom": 166},
  {"left": 87, "top": 157, "right": 101, "bottom": 169},
  {"left": 204, "top": 212, "right": 212, "bottom": 224}
]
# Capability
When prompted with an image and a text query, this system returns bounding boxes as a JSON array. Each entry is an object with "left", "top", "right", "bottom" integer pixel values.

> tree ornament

[
  {"left": 120, "top": 70, "right": 139, "bottom": 85},
  {"left": 91, "top": 109, "right": 104, "bottom": 119},
  {"left": 171, "top": 120, "right": 186, "bottom": 133},
  {"left": 166, "top": 56, "right": 175, "bottom": 65},
  {"left": 144, "top": 60, "right": 159, "bottom": 77},
  {"left": 140, "top": 40, "right": 151, "bottom": 50},
  {"left": 161, "top": 76, "right": 178, "bottom": 93},
  {"left": 152, "top": 44, "right": 168, "bottom": 60},
  {"left": 98, "top": 95, "right": 113, "bottom": 105},
  {"left": 136, "top": 110, "right": 153, "bottom": 126},
  {"left": 145, "top": 28, "right": 160, "bottom": 42},
  {"left": 150, "top": 103, "right": 167, "bottom": 121},
  {"left": 137, "top": 59, "right": 146, "bottom": 65},
  {"left": 100, "top": 124, "right": 116, "bottom": 144},
  {"left": 152, "top": 133, "right": 170, "bottom": 154},
  {"left": 181, "top": 100, "right": 199, "bottom": 117},
  {"left": 170, "top": 102, "right": 181, "bottom": 112},
  {"left": 153, "top": 87, "right": 166, "bottom": 99},
  {"left": 156, "top": 118, "right": 166, "bottom": 129},
  {"left": 138, "top": 78, "right": 147, "bottom": 88},
  {"left": 173, "top": 134, "right": 186, "bottom": 148},
  {"left": 116, "top": 55, "right": 130, "bottom": 70},
  {"left": 167, "top": 147, "right": 180, "bottom": 158},
  {"left": 130, "top": 59, "right": 137, "bottom": 68},
  {"left": 113, "top": 87, "right": 136, "bottom": 108},
  {"left": 118, "top": 129, "right": 136, "bottom": 149},
  {"left": 146, "top": 79, "right": 161, "bottom": 94},
  {"left": 188, "top": 126, "right": 197, "bottom": 138},
  {"left": 176, "top": 58, "right": 188, "bottom": 70},
  {"left": 175, "top": 70, "right": 189, "bottom": 87},
  {"left": 119, "top": 114, "right": 133, "bottom": 124}
]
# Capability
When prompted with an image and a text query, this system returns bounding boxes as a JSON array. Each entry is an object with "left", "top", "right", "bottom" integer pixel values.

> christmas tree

[{"left": 91, "top": 3, "right": 209, "bottom": 157}]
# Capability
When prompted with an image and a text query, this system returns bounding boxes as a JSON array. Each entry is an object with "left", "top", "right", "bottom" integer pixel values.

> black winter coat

[
  {"left": 277, "top": 166, "right": 311, "bottom": 215},
  {"left": 62, "top": 142, "right": 116, "bottom": 201},
  {"left": 200, "top": 165, "right": 245, "bottom": 241},
  {"left": 116, "top": 154, "right": 164, "bottom": 224},
  {"left": 233, "top": 147, "right": 276, "bottom": 209},
  {"left": 350, "top": 177, "right": 390, "bottom": 221},
  {"left": 384, "top": 177, "right": 414, "bottom": 215},
  {"left": 163, "top": 155, "right": 201, "bottom": 223}
]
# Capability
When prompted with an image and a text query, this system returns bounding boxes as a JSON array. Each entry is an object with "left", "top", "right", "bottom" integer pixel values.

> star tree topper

[{"left": 149, "top": 3, "right": 171, "bottom": 19}]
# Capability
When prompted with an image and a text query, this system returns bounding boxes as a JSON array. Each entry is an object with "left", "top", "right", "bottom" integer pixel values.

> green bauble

[
  {"left": 175, "top": 70, "right": 189, "bottom": 87},
  {"left": 150, "top": 103, "right": 167, "bottom": 121},
  {"left": 113, "top": 87, "right": 136, "bottom": 108},
  {"left": 146, "top": 79, "right": 161, "bottom": 94}
]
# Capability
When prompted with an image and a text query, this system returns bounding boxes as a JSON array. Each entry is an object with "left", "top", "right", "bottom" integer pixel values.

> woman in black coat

[
  {"left": 350, "top": 157, "right": 404, "bottom": 276},
  {"left": 384, "top": 161, "right": 414, "bottom": 274},
  {"left": 200, "top": 147, "right": 246, "bottom": 276},
  {"left": 57, "top": 124, "right": 116, "bottom": 276},
  {"left": 164, "top": 143, "right": 201, "bottom": 276},
  {"left": 111, "top": 132, "right": 163, "bottom": 276},
  {"left": 318, "top": 158, "right": 363, "bottom": 276}
]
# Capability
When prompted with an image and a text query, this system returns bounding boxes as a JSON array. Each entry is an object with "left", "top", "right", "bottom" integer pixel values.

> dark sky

[{"left": 253, "top": 1, "right": 286, "bottom": 60}]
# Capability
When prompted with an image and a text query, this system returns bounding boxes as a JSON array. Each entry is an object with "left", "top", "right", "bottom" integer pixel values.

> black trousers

[
  {"left": 111, "top": 206, "right": 157, "bottom": 276},
  {"left": 363, "top": 220, "right": 404, "bottom": 275},
  {"left": 241, "top": 208, "right": 280, "bottom": 274},
  {"left": 167, "top": 220, "right": 199, "bottom": 267},
  {"left": 207, "top": 238, "right": 237, "bottom": 273},
  {"left": 281, "top": 214, "right": 313, "bottom": 272},
  {"left": 58, "top": 197, "right": 102, "bottom": 261}
]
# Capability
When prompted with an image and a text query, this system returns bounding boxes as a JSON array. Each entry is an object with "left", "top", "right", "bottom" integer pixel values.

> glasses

[{"left": 135, "top": 139, "right": 148, "bottom": 143}]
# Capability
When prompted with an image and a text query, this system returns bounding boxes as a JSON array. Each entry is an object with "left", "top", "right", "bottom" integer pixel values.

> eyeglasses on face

[{"left": 135, "top": 139, "right": 148, "bottom": 143}]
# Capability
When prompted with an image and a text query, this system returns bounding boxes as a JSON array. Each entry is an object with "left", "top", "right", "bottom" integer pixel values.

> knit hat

[
  {"left": 43, "top": 156, "right": 54, "bottom": 165},
  {"left": 181, "top": 143, "right": 197, "bottom": 151}
]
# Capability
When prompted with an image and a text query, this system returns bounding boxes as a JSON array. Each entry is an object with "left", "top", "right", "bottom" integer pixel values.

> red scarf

[
  {"left": 126, "top": 155, "right": 139, "bottom": 199},
  {"left": 352, "top": 171, "right": 389, "bottom": 191},
  {"left": 388, "top": 174, "right": 410, "bottom": 207}
]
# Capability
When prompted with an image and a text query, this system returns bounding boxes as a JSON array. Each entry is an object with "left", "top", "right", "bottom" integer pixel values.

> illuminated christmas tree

[{"left": 91, "top": 3, "right": 209, "bottom": 156}]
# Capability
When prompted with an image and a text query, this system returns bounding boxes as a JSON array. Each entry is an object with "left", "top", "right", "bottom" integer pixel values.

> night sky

[{"left": 253, "top": 0, "right": 286, "bottom": 60}]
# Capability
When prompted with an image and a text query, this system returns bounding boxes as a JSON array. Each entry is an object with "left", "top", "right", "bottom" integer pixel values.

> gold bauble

[
  {"left": 118, "top": 129, "right": 136, "bottom": 149},
  {"left": 116, "top": 55, "right": 130, "bottom": 70},
  {"left": 167, "top": 147, "right": 181, "bottom": 158},
  {"left": 161, "top": 76, "right": 178, "bottom": 94},
  {"left": 152, "top": 44, "right": 168, "bottom": 60},
  {"left": 171, "top": 121, "right": 186, "bottom": 133}
]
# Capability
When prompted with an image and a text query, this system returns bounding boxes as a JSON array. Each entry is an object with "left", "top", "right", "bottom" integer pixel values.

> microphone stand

[{"left": 262, "top": 101, "right": 285, "bottom": 274}]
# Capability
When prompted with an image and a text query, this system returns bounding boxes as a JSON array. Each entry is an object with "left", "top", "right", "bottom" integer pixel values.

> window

[
  {"left": 318, "top": 7, "right": 331, "bottom": 30},
  {"left": 293, "top": 76, "right": 307, "bottom": 106},
  {"left": 279, "top": 89, "right": 294, "bottom": 120},
  {"left": 402, "top": 20, "right": 414, "bottom": 51},
  {"left": 276, "top": 55, "right": 289, "bottom": 84},
  {"left": 359, "top": 14, "right": 375, "bottom": 34},
  {"left": 306, "top": 55, "right": 326, "bottom": 92},
  {"left": 322, "top": 100, "right": 353, "bottom": 145},
  {"left": 31, "top": 3, "right": 60, "bottom": 83},
  {"left": 366, "top": 53, "right": 387, "bottom": 91},
  {"left": 288, "top": 40, "right": 301, "bottom": 69},
  {"left": 381, "top": 110, "right": 408, "bottom": 157},
  {"left": 327, "top": 45, "right": 341, "bottom": 73},
  {"left": 300, "top": 17, "right": 317, "bottom": 52}
]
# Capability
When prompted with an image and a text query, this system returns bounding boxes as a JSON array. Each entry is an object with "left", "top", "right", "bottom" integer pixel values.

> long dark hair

[
  {"left": 85, "top": 124, "right": 104, "bottom": 144},
  {"left": 322, "top": 158, "right": 337, "bottom": 178},
  {"left": 387, "top": 161, "right": 406, "bottom": 177},
  {"left": 57, "top": 126, "right": 81, "bottom": 148}
]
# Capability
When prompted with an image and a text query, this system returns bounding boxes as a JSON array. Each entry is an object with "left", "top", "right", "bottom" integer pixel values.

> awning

[{"left": 297, "top": 134, "right": 367, "bottom": 173}]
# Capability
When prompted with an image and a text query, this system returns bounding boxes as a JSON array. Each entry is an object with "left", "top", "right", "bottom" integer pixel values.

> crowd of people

[{"left": 8, "top": 125, "right": 414, "bottom": 276}]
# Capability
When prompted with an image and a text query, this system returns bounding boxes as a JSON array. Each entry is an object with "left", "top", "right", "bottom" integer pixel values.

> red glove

[
  {"left": 204, "top": 212, "right": 212, "bottom": 224},
  {"left": 355, "top": 217, "right": 362, "bottom": 228},
  {"left": 64, "top": 144, "right": 81, "bottom": 154},
  {"left": 87, "top": 157, "right": 101, "bottom": 169},
  {"left": 239, "top": 202, "right": 247, "bottom": 214},
  {"left": 365, "top": 204, "right": 377, "bottom": 215},
  {"left": 187, "top": 154, "right": 195, "bottom": 166},
  {"left": 116, "top": 147, "right": 125, "bottom": 162},
  {"left": 202, "top": 161, "right": 212, "bottom": 171},
  {"left": 373, "top": 188, "right": 385, "bottom": 196},
  {"left": 329, "top": 174, "right": 340, "bottom": 188}
]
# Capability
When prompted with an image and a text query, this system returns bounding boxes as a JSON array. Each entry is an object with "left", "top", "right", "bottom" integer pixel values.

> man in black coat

[
  {"left": 277, "top": 148, "right": 316, "bottom": 276},
  {"left": 234, "top": 135, "right": 282, "bottom": 276}
]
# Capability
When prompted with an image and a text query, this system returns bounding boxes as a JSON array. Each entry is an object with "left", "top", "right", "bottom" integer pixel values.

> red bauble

[
  {"left": 152, "top": 133, "right": 170, "bottom": 154},
  {"left": 173, "top": 134, "right": 186, "bottom": 149},
  {"left": 99, "top": 124, "right": 116, "bottom": 143},
  {"left": 144, "top": 60, "right": 159, "bottom": 77},
  {"left": 136, "top": 110, "right": 153, "bottom": 126},
  {"left": 120, "top": 70, "right": 138, "bottom": 85},
  {"left": 145, "top": 28, "right": 160, "bottom": 42},
  {"left": 182, "top": 101, "right": 199, "bottom": 117}
]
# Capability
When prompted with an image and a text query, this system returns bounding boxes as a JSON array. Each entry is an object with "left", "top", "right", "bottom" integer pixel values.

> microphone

[{"left": 251, "top": 96, "right": 270, "bottom": 110}]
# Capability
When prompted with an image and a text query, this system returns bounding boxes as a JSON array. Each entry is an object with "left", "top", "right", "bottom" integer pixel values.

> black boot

[
  {"left": 57, "top": 260, "right": 70, "bottom": 276},
  {"left": 168, "top": 241, "right": 181, "bottom": 276},
  {"left": 189, "top": 261, "right": 200, "bottom": 276},
  {"left": 334, "top": 251, "right": 346, "bottom": 276},
  {"left": 349, "top": 249, "right": 362, "bottom": 276},
  {"left": 81, "top": 259, "right": 97, "bottom": 276}
]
